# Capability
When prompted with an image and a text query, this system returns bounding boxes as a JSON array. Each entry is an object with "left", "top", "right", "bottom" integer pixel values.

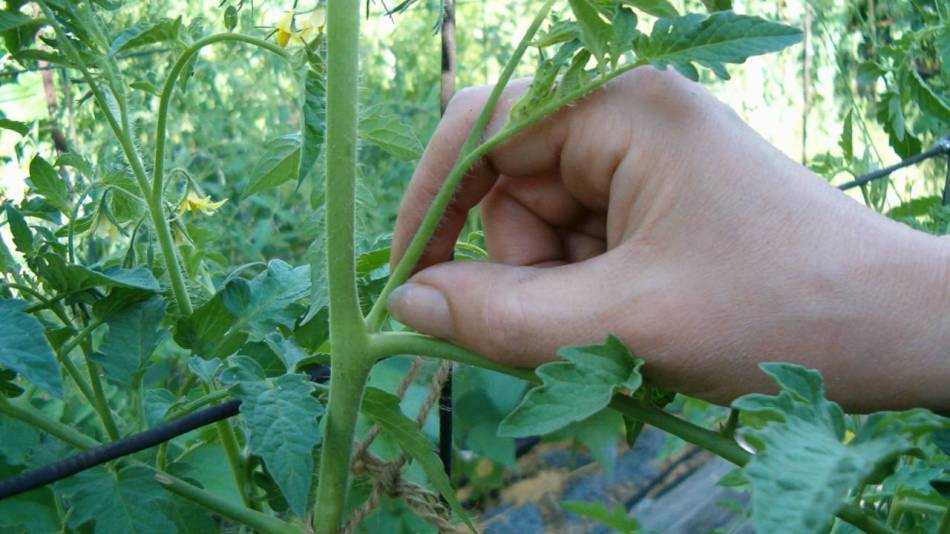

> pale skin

[{"left": 388, "top": 67, "right": 950, "bottom": 413}]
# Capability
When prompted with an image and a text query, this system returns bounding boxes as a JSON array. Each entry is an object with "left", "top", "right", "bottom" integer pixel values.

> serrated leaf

[
  {"left": 361, "top": 387, "right": 475, "bottom": 532},
  {"left": 556, "top": 409, "right": 624, "bottom": 470},
  {"left": 28, "top": 156, "right": 69, "bottom": 216},
  {"left": 233, "top": 374, "right": 323, "bottom": 518},
  {"left": 877, "top": 92, "right": 921, "bottom": 159},
  {"left": 909, "top": 70, "right": 950, "bottom": 123},
  {"left": 93, "top": 296, "right": 166, "bottom": 385},
  {"left": 569, "top": 0, "right": 612, "bottom": 68},
  {"left": 109, "top": 17, "right": 181, "bottom": 56},
  {"left": 4, "top": 204, "right": 33, "bottom": 254},
  {"left": 0, "top": 299, "right": 63, "bottom": 398},
  {"left": 221, "top": 260, "right": 310, "bottom": 339},
  {"left": 188, "top": 356, "right": 222, "bottom": 385},
  {"left": 499, "top": 335, "right": 643, "bottom": 437},
  {"left": 937, "top": 26, "right": 950, "bottom": 81},
  {"left": 55, "top": 153, "right": 93, "bottom": 177},
  {"left": 174, "top": 292, "right": 244, "bottom": 358},
  {"left": 733, "top": 363, "right": 940, "bottom": 534},
  {"left": 636, "top": 11, "right": 802, "bottom": 81},
  {"left": 243, "top": 134, "right": 301, "bottom": 198},
  {"left": 619, "top": 0, "right": 678, "bottom": 18},
  {"left": 31, "top": 254, "right": 160, "bottom": 295},
  {"left": 59, "top": 465, "right": 174, "bottom": 533},
  {"left": 298, "top": 52, "right": 326, "bottom": 188},
  {"left": 562, "top": 500, "right": 641, "bottom": 533},
  {"left": 611, "top": 7, "right": 638, "bottom": 65},
  {"left": 0, "top": 118, "right": 28, "bottom": 136},
  {"left": 360, "top": 111, "right": 423, "bottom": 160}
]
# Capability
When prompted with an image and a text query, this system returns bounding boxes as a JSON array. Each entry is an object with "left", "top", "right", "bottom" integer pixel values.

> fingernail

[{"left": 388, "top": 283, "right": 456, "bottom": 340}]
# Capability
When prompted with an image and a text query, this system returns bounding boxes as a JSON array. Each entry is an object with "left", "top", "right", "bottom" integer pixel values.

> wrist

[{"left": 840, "top": 217, "right": 950, "bottom": 411}]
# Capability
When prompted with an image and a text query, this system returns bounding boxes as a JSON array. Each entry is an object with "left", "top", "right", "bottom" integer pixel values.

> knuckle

[{"left": 445, "top": 85, "right": 491, "bottom": 121}]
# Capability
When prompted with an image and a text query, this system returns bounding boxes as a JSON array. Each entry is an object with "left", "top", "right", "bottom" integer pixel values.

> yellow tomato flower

[
  {"left": 274, "top": 9, "right": 325, "bottom": 48},
  {"left": 178, "top": 191, "right": 227, "bottom": 216}
]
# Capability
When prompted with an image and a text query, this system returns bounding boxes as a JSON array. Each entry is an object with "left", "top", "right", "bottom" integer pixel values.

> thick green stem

[
  {"left": 313, "top": 359, "right": 372, "bottom": 533},
  {"left": 365, "top": 0, "right": 557, "bottom": 331},
  {"left": 368, "top": 332, "right": 898, "bottom": 534},
  {"left": 312, "top": 0, "right": 371, "bottom": 531}
]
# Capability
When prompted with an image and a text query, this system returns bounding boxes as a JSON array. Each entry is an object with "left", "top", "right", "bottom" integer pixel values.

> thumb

[{"left": 387, "top": 258, "right": 618, "bottom": 366}]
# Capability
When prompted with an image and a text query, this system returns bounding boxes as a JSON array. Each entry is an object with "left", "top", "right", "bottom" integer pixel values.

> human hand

[{"left": 388, "top": 67, "right": 950, "bottom": 411}]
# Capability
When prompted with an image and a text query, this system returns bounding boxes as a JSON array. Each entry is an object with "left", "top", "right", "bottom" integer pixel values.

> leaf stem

[
  {"left": 368, "top": 332, "right": 898, "bottom": 534},
  {"left": 155, "top": 472, "right": 298, "bottom": 534},
  {"left": 80, "top": 340, "right": 120, "bottom": 441},
  {"left": 364, "top": 0, "right": 557, "bottom": 331},
  {"left": 213, "top": 419, "right": 254, "bottom": 509},
  {"left": 151, "top": 33, "right": 289, "bottom": 204}
]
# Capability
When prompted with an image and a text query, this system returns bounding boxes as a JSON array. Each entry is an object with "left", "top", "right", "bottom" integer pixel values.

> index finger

[{"left": 390, "top": 80, "right": 571, "bottom": 270}]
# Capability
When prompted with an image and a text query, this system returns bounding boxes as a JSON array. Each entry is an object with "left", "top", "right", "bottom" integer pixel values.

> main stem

[{"left": 313, "top": 0, "right": 371, "bottom": 531}]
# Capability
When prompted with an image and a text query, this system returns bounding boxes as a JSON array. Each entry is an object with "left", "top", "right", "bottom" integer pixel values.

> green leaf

[
  {"left": 555, "top": 410, "right": 624, "bottom": 470},
  {"left": 839, "top": 109, "right": 853, "bottom": 162},
  {"left": 619, "top": 0, "right": 678, "bottom": 18},
  {"left": 174, "top": 292, "right": 244, "bottom": 358},
  {"left": 109, "top": 17, "right": 182, "bottom": 56},
  {"left": 55, "top": 153, "right": 93, "bottom": 177},
  {"left": 569, "top": 0, "right": 612, "bottom": 68},
  {"left": 0, "top": 367, "right": 23, "bottom": 397},
  {"left": 31, "top": 254, "right": 160, "bottom": 295},
  {"left": 499, "top": 335, "right": 643, "bottom": 437},
  {"left": 611, "top": 7, "right": 639, "bottom": 65},
  {"left": 0, "top": 10, "right": 32, "bottom": 34},
  {"left": 243, "top": 134, "right": 301, "bottom": 198},
  {"left": 360, "top": 110, "right": 424, "bottom": 160},
  {"left": 94, "top": 296, "right": 167, "bottom": 385},
  {"left": 877, "top": 91, "right": 921, "bottom": 159},
  {"left": 909, "top": 70, "right": 950, "bottom": 123},
  {"left": 562, "top": 500, "right": 641, "bottom": 533},
  {"left": 0, "top": 118, "right": 28, "bottom": 136},
  {"left": 361, "top": 387, "right": 475, "bottom": 532},
  {"left": 0, "top": 486, "right": 58, "bottom": 534},
  {"left": 733, "top": 363, "right": 938, "bottom": 534},
  {"left": 936, "top": 26, "right": 950, "bottom": 80},
  {"left": 224, "top": 6, "right": 238, "bottom": 32},
  {"left": 233, "top": 374, "right": 324, "bottom": 518},
  {"left": 28, "top": 156, "right": 69, "bottom": 216},
  {"left": 298, "top": 51, "right": 326, "bottom": 188},
  {"left": 887, "top": 196, "right": 941, "bottom": 219},
  {"left": 221, "top": 260, "right": 310, "bottom": 339},
  {"left": 59, "top": 465, "right": 174, "bottom": 533},
  {"left": 4, "top": 204, "right": 33, "bottom": 254},
  {"left": 636, "top": 11, "right": 803, "bottom": 81},
  {"left": 0, "top": 299, "right": 63, "bottom": 398}
]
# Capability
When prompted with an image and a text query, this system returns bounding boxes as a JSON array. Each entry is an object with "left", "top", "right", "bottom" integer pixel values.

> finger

[
  {"left": 388, "top": 253, "right": 626, "bottom": 366},
  {"left": 480, "top": 184, "right": 565, "bottom": 266},
  {"left": 391, "top": 80, "right": 570, "bottom": 270}
]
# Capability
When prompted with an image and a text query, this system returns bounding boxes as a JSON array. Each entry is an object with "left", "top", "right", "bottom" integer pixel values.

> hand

[{"left": 388, "top": 67, "right": 950, "bottom": 412}]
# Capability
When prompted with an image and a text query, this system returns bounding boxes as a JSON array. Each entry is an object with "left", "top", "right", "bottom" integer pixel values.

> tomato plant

[{"left": 0, "top": 1, "right": 947, "bottom": 533}]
